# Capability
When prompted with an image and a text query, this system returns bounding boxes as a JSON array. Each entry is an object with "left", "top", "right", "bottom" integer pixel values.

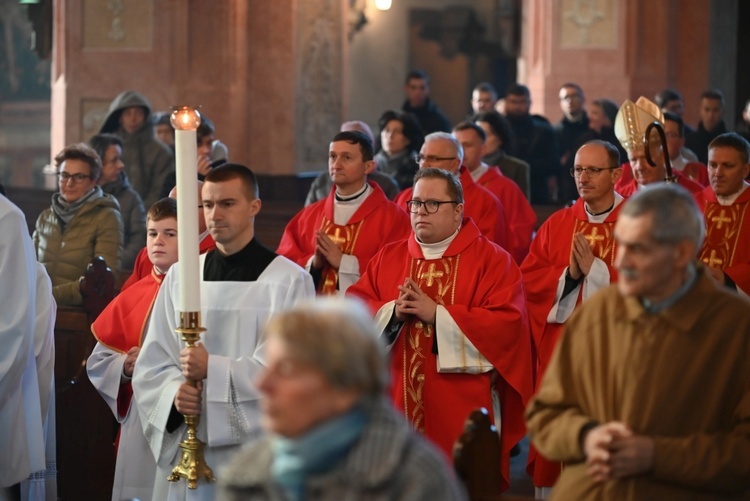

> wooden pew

[
  {"left": 453, "top": 408, "right": 537, "bottom": 501},
  {"left": 55, "top": 257, "right": 117, "bottom": 501}
]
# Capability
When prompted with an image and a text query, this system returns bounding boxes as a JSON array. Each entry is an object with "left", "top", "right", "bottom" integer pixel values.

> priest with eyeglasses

[{"left": 348, "top": 167, "right": 532, "bottom": 494}]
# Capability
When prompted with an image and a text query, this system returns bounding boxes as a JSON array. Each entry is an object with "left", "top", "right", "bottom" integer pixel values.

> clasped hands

[
  {"left": 312, "top": 230, "right": 343, "bottom": 270},
  {"left": 583, "top": 421, "right": 655, "bottom": 482},
  {"left": 394, "top": 277, "right": 437, "bottom": 325},
  {"left": 569, "top": 232, "right": 595, "bottom": 280},
  {"left": 174, "top": 343, "right": 208, "bottom": 415}
]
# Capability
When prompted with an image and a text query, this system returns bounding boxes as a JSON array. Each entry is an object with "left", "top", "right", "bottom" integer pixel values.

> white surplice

[
  {"left": 132, "top": 254, "right": 314, "bottom": 501},
  {"left": 20, "top": 264, "right": 57, "bottom": 501},
  {"left": 0, "top": 197, "right": 45, "bottom": 488},
  {"left": 87, "top": 340, "right": 156, "bottom": 501}
]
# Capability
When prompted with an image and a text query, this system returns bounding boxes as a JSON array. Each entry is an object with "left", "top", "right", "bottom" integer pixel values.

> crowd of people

[{"left": 2, "top": 73, "right": 750, "bottom": 501}]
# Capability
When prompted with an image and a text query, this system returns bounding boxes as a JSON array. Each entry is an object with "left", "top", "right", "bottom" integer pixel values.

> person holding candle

[
  {"left": 87, "top": 197, "right": 179, "bottom": 501},
  {"left": 133, "top": 163, "right": 315, "bottom": 501}
]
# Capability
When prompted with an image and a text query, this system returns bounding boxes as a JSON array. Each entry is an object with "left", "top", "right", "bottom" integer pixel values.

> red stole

[
  {"left": 396, "top": 256, "right": 460, "bottom": 433},
  {"left": 91, "top": 269, "right": 164, "bottom": 417},
  {"left": 317, "top": 217, "right": 365, "bottom": 294}
]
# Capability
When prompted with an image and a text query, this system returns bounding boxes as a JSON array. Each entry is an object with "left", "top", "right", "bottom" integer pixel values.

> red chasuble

[
  {"left": 120, "top": 234, "right": 215, "bottom": 291},
  {"left": 615, "top": 163, "right": 703, "bottom": 197},
  {"left": 695, "top": 186, "right": 750, "bottom": 293},
  {"left": 477, "top": 165, "right": 537, "bottom": 263},
  {"left": 394, "top": 167, "right": 509, "bottom": 250},
  {"left": 91, "top": 269, "right": 164, "bottom": 418},
  {"left": 347, "top": 219, "right": 533, "bottom": 491},
  {"left": 277, "top": 182, "right": 410, "bottom": 294},
  {"left": 520, "top": 197, "right": 621, "bottom": 487}
]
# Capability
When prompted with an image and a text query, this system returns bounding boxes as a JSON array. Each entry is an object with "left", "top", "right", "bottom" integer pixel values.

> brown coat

[{"left": 526, "top": 268, "right": 750, "bottom": 500}]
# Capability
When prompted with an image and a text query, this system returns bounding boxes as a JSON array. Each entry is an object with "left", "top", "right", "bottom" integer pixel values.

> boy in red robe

[
  {"left": 348, "top": 168, "right": 533, "bottom": 492},
  {"left": 87, "top": 198, "right": 179, "bottom": 501}
]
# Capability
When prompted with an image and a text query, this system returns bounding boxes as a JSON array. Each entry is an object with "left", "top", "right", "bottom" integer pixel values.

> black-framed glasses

[
  {"left": 417, "top": 154, "right": 456, "bottom": 164},
  {"left": 58, "top": 172, "right": 93, "bottom": 183},
  {"left": 570, "top": 167, "right": 617, "bottom": 178},
  {"left": 406, "top": 199, "right": 459, "bottom": 214}
]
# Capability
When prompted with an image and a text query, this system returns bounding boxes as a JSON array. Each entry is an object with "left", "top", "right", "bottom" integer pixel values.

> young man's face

[
  {"left": 663, "top": 120, "right": 684, "bottom": 161},
  {"left": 504, "top": 94, "right": 530, "bottom": 119},
  {"left": 699, "top": 98, "right": 723, "bottom": 131},
  {"left": 120, "top": 107, "right": 146, "bottom": 134},
  {"left": 559, "top": 86, "right": 584, "bottom": 120},
  {"left": 452, "top": 128, "right": 485, "bottom": 171},
  {"left": 471, "top": 90, "right": 496, "bottom": 114},
  {"left": 202, "top": 178, "right": 260, "bottom": 254},
  {"left": 147, "top": 217, "right": 179, "bottom": 273},
  {"left": 156, "top": 124, "right": 174, "bottom": 146},
  {"left": 405, "top": 78, "right": 429, "bottom": 108},
  {"left": 708, "top": 146, "right": 750, "bottom": 197}
]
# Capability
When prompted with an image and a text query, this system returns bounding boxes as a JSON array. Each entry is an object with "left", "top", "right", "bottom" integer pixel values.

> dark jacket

[
  {"left": 100, "top": 171, "right": 146, "bottom": 270},
  {"left": 100, "top": 91, "right": 174, "bottom": 209},
  {"left": 402, "top": 98, "right": 452, "bottom": 135},
  {"left": 507, "top": 114, "right": 560, "bottom": 204},
  {"left": 374, "top": 149, "right": 419, "bottom": 191},
  {"left": 685, "top": 121, "right": 728, "bottom": 165}
]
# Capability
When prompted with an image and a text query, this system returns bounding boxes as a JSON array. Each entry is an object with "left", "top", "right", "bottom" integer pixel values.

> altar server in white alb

[
  {"left": 0, "top": 194, "right": 45, "bottom": 500},
  {"left": 132, "top": 164, "right": 315, "bottom": 501}
]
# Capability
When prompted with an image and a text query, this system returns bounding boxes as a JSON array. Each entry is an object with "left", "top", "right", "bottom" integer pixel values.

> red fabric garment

[
  {"left": 477, "top": 165, "right": 537, "bottom": 263},
  {"left": 683, "top": 161, "right": 709, "bottom": 186},
  {"left": 91, "top": 270, "right": 164, "bottom": 418},
  {"left": 276, "top": 182, "right": 410, "bottom": 294},
  {"left": 394, "top": 167, "right": 509, "bottom": 249},
  {"left": 120, "top": 233, "right": 215, "bottom": 291},
  {"left": 347, "top": 219, "right": 533, "bottom": 492},
  {"left": 519, "top": 198, "right": 622, "bottom": 487},
  {"left": 695, "top": 186, "right": 750, "bottom": 293},
  {"left": 615, "top": 162, "right": 704, "bottom": 197},
  {"left": 617, "top": 170, "right": 704, "bottom": 197}
]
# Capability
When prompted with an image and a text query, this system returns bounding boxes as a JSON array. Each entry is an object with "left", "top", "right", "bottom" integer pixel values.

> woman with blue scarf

[{"left": 217, "top": 298, "right": 465, "bottom": 501}]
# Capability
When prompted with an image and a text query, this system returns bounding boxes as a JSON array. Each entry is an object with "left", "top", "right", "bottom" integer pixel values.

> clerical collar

[
  {"left": 203, "top": 237, "right": 277, "bottom": 282},
  {"left": 469, "top": 164, "right": 489, "bottom": 182},
  {"left": 716, "top": 182, "right": 749, "bottom": 206},
  {"left": 335, "top": 183, "right": 368, "bottom": 202},
  {"left": 640, "top": 263, "right": 698, "bottom": 314},
  {"left": 417, "top": 226, "right": 460, "bottom": 260},
  {"left": 584, "top": 193, "right": 623, "bottom": 223}
]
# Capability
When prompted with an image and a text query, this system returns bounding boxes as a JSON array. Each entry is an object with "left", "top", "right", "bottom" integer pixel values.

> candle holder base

[{"left": 168, "top": 311, "right": 214, "bottom": 489}]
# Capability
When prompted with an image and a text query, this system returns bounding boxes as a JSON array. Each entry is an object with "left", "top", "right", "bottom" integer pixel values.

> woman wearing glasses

[{"left": 33, "top": 143, "right": 123, "bottom": 306}]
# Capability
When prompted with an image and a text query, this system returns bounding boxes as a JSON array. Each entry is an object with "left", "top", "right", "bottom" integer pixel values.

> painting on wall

[{"left": 0, "top": 0, "right": 50, "bottom": 102}]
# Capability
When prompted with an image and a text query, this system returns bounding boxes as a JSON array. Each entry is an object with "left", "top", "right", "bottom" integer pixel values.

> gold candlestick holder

[{"left": 168, "top": 311, "right": 215, "bottom": 489}]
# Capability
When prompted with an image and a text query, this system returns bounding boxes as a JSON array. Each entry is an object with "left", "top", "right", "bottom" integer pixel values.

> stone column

[{"left": 50, "top": 0, "right": 346, "bottom": 175}]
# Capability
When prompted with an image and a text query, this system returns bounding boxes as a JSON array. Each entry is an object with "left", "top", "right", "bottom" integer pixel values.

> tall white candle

[{"left": 171, "top": 107, "right": 202, "bottom": 312}]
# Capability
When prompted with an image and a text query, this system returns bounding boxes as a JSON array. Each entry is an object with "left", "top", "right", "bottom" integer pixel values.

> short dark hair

[
  {"left": 472, "top": 111, "right": 514, "bottom": 152},
  {"left": 663, "top": 112, "right": 685, "bottom": 137},
  {"left": 505, "top": 83, "right": 530, "bottom": 99},
  {"left": 413, "top": 168, "right": 464, "bottom": 204},
  {"left": 473, "top": 82, "right": 497, "bottom": 98},
  {"left": 377, "top": 110, "right": 424, "bottom": 153},
  {"left": 582, "top": 139, "right": 620, "bottom": 168},
  {"left": 204, "top": 163, "right": 259, "bottom": 200},
  {"left": 452, "top": 121, "right": 486, "bottom": 142},
  {"left": 197, "top": 114, "right": 215, "bottom": 139},
  {"left": 154, "top": 112, "right": 173, "bottom": 127},
  {"left": 55, "top": 143, "right": 102, "bottom": 180},
  {"left": 654, "top": 88, "right": 683, "bottom": 109},
  {"left": 560, "top": 82, "right": 584, "bottom": 98},
  {"left": 88, "top": 133, "right": 123, "bottom": 163},
  {"left": 701, "top": 88, "right": 725, "bottom": 106},
  {"left": 147, "top": 197, "right": 178, "bottom": 222},
  {"left": 708, "top": 132, "right": 750, "bottom": 165},
  {"left": 406, "top": 69, "right": 430, "bottom": 85},
  {"left": 331, "top": 130, "right": 374, "bottom": 161},
  {"left": 592, "top": 98, "right": 619, "bottom": 126}
]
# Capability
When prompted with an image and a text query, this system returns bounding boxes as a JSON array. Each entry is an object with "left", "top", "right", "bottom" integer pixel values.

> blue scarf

[{"left": 271, "top": 406, "right": 368, "bottom": 500}]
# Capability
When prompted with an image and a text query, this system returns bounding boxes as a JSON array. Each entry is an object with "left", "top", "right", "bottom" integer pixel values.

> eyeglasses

[
  {"left": 58, "top": 172, "right": 93, "bottom": 183},
  {"left": 406, "top": 199, "right": 459, "bottom": 214},
  {"left": 417, "top": 154, "right": 456, "bottom": 164},
  {"left": 570, "top": 167, "right": 617, "bottom": 178}
]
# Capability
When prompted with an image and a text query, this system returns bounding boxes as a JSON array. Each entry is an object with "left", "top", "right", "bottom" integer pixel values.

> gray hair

[
  {"left": 263, "top": 297, "right": 387, "bottom": 401},
  {"left": 424, "top": 132, "right": 464, "bottom": 164},
  {"left": 620, "top": 183, "right": 705, "bottom": 249}
]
